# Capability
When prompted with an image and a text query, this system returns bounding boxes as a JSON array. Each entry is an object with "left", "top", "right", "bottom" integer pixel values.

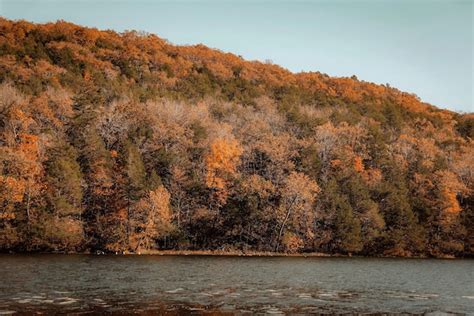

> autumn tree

[
  {"left": 275, "top": 172, "right": 320, "bottom": 252},
  {"left": 205, "top": 138, "right": 243, "bottom": 207},
  {"left": 129, "top": 185, "right": 174, "bottom": 252},
  {"left": 0, "top": 84, "right": 39, "bottom": 249}
]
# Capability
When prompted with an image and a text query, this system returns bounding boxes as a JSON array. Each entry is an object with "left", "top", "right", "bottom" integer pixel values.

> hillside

[{"left": 0, "top": 18, "right": 472, "bottom": 257}]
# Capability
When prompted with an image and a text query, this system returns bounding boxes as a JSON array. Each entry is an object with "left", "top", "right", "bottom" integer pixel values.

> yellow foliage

[
  {"left": 148, "top": 186, "right": 172, "bottom": 222},
  {"left": 130, "top": 185, "right": 172, "bottom": 251}
]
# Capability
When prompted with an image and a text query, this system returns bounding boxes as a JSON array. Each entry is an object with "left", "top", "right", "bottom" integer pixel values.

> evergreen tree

[
  {"left": 377, "top": 162, "right": 425, "bottom": 256},
  {"left": 323, "top": 178, "right": 362, "bottom": 254}
]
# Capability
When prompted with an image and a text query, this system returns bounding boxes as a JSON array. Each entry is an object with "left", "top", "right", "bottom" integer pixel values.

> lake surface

[{"left": 0, "top": 255, "right": 472, "bottom": 315}]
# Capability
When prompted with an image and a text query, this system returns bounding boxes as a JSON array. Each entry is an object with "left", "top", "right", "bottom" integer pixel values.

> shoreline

[
  {"left": 130, "top": 250, "right": 340, "bottom": 257},
  {"left": 2, "top": 249, "right": 467, "bottom": 259},
  {"left": 120, "top": 250, "right": 461, "bottom": 259}
]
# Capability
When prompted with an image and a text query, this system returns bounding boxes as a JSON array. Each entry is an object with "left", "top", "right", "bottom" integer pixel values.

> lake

[{"left": 0, "top": 255, "right": 472, "bottom": 315}]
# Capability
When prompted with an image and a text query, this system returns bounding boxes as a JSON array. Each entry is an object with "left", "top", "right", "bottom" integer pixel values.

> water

[{"left": 0, "top": 255, "right": 472, "bottom": 315}]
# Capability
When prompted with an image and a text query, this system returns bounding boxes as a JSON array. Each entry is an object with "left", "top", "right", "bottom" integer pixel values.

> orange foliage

[
  {"left": 354, "top": 156, "right": 364, "bottom": 173},
  {"left": 205, "top": 138, "right": 243, "bottom": 205},
  {"left": 435, "top": 171, "right": 467, "bottom": 218},
  {"left": 206, "top": 139, "right": 237, "bottom": 188},
  {"left": 442, "top": 189, "right": 461, "bottom": 214},
  {"left": 330, "top": 159, "right": 342, "bottom": 169},
  {"left": 1, "top": 176, "right": 26, "bottom": 202},
  {"left": 0, "top": 17, "right": 459, "bottom": 125},
  {"left": 363, "top": 168, "right": 383, "bottom": 186}
]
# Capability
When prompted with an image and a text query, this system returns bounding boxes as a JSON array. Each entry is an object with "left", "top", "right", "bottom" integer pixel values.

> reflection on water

[{"left": 0, "top": 255, "right": 473, "bottom": 315}]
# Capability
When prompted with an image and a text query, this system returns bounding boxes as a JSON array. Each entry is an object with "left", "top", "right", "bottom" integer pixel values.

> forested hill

[{"left": 0, "top": 18, "right": 472, "bottom": 257}]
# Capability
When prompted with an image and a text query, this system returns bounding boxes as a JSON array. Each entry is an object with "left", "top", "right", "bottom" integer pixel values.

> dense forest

[{"left": 0, "top": 18, "right": 472, "bottom": 257}]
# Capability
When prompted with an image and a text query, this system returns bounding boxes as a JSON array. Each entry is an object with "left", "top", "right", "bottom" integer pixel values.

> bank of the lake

[
  {"left": 6, "top": 249, "right": 466, "bottom": 259},
  {"left": 122, "top": 249, "right": 462, "bottom": 259}
]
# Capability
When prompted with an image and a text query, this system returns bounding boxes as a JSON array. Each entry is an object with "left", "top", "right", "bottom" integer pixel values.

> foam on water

[
  {"left": 165, "top": 288, "right": 184, "bottom": 294},
  {"left": 52, "top": 291, "right": 69, "bottom": 294},
  {"left": 41, "top": 300, "right": 54, "bottom": 304},
  {"left": 297, "top": 293, "right": 312, "bottom": 299},
  {"left": 264, "top": 307, "right": 284, "bottom": 314}
]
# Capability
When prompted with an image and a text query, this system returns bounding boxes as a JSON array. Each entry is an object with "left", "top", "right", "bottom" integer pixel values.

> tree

[
  {"left": 205, "top": 138, "right": 243, "bottom": 207},
  {"left": 42, "top": 140, "right": 84, "bottom": 251},
  {"left": 275, "top": 172, "right": 320, "bottom": 252},
  {"left": 321, "top": 178, "right": 362, "bottom": 254},
  {"left": 333, "top": 196, "right": 363, "bottom": 254},
  {"left": 129, "top": 186, "right": 174, "bottom": 252},
  {"left": 124, "top": 140, "right": 147, "bottom": 200},
  {"left": 45, "top": 141, "right": 83, "bottom": 218},
  {"left": 0, "top": 133, "right": 45, "bottom": 250},
  {"left": 79, "top": 128, "right": 118, "bottom": 251},
  {"left": 376, "top": 171, "right": 425, "bottom": 256}
]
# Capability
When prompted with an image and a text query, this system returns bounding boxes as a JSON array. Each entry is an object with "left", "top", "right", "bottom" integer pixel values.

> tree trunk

[{"left": 274, "top": 197, "right": 297, "bottom": 252}]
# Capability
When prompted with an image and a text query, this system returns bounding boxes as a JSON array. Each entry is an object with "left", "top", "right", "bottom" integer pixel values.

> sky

[{"left": 1, "top": 0, "right": 473, "bottom": 112}]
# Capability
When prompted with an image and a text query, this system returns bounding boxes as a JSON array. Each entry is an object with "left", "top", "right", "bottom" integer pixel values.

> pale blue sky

[{"left": 1, "top": 0, "right": 473, "bottom": 112}]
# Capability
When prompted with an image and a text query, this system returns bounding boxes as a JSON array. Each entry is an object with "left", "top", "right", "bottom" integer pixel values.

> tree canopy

[{"left": 0, "top": 18, "right": 472, "bottom": 257}]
